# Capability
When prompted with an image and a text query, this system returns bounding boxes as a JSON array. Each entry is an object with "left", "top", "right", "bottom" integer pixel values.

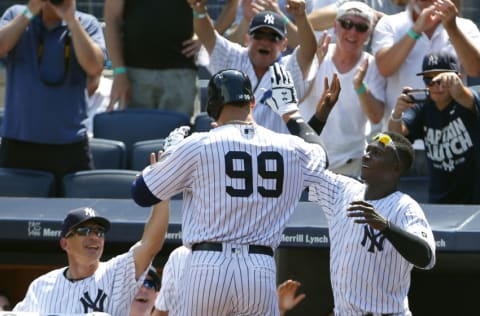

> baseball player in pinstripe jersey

[
  {"left": 13, "top": 202, "right": 170, "bottom": 315},
  {"left": 268, "top": 64, "right": 436, "bottom": 316},
  {"left": 151, "top": 245, "right": 306, "bottom": 316},
  {"left": 131, "top": 68, "right": 328, "bottom": 315},
  {"left": 188, "top": 0, "right": 318, "bottom": 134}
]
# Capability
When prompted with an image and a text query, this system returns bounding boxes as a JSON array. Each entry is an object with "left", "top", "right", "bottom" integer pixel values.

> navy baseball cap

[
  {"left": 147, "top": 267, "right": 161, "bottom": 291},
  {"left": 416, "top": 51, "right": 460, "bottom": 76},
  {"left": 61, "top": 207, "right": 111, "bottom": 238},
  {"left": 249, "top": 11, "right": 287, "bottom": 38}
]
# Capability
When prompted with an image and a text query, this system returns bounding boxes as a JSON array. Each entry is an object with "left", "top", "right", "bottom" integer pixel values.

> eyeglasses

[
  {"left": 337, "top": 19, "right": 370, "bottom": 33},
  {"left": 372, "top": 133, "right": 400, "bottom": 163},
  {"left": 65, "top": 226, "right": 106, "bottom": 238},
  {"left": 252, "top": 31, "right": 283, "bottom": 43},
  {"left": 143, "top": 279, "right": 159, "bottom": 291},
  {"left": 422, "top": 76, "right": 442, "bottom": 87}
]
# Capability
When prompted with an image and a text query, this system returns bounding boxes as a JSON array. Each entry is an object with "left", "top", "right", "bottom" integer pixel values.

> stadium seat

[
  {"left": 93, "top": 109, "right": 191, "bottom": 167},
  {"left": 193, "top": 112, "right": 213, "bottom": 132},
  {"left": 397, "top": 176, "right": 430, "bottom": 203},
  {"left": 0, "top": 167, "right": 56, "bottom": 197},
  {"left": 62, "top": 170, "right": 138, "bottom": 199},
  {"left": 90, "top": 138, "right": 127, "bottom": 169},
  {"left": 131, "top": 139, "right": 165, "bottom": 171}
]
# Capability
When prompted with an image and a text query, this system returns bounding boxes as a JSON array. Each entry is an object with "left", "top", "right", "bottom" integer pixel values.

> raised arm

[
  {"left": 0, "top": 1, "right": 46, "bottom": 56},
  {"left": 353, "top": 58, "right": 384, "bottom": 124},
  {"left": 435, "top": 0, "right": 480, "bottom": 77},
  {"left": 214, "top": 0, "right": 240, "bottom": 35},
  {"left": 287, "top": 0, "right": 316, "bottom": 78},
  {"left": 187, "top": 0, "right": 217, "bottom": 54},
  {"left": 307, "top": 3, "right": 336, "bottom": 32},
  {"left": 132, "top": 200, "right": 170, "bottom": 280},
  {"left": 375, "top": 5, "right": 439, "bottom": 77},
  {"left": 54, "top": 0, "right": 104, "bottom": 76}
]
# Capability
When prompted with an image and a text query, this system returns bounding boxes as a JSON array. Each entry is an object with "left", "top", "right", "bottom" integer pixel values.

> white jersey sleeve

[{"left": 14, "top": 250, "right": 141, "bottom": 316}]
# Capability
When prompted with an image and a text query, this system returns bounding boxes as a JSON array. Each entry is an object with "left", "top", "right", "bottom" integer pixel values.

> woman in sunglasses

[
  {"left": 388, "top": 51, "right": 480, "bottom": 204},
  {"left": 299, "top": 1, "right": 386, "bottom": 179}
]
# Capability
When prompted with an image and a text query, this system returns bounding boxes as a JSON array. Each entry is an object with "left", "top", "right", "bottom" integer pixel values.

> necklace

[{"left": 224, "top": 120, "right": 254, "bottom": 125}]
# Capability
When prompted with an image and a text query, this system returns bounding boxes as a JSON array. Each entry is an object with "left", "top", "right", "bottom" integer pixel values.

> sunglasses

[
  {"left": 422, "top": 76, "right": 442, "bottom": 87},
  {"left": 372, "top": 133, "right": 400, "bottom": 163},
  {"left": 66, "top": 226, "right": 106, "bottom": 238},
  {"left": 337, "top": 19, "right": 370, "bottom": 33},
  {"left": 252, "top": 31, "right": 283, "bottom": 43},
  {"left": 143, "top": 279, "right": 159, "bottom": 291}
]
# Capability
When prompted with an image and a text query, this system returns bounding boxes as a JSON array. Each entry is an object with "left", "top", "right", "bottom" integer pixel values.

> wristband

[
  {"left": 284, "top": 16, "right": 290, "bottom": 24},
  {"left": 22, "top": 7, "right": 34, "bottom": 21},
  {"left": 407, "top": 28, "right": 421, "bottom": 40},
  {"left": 113, "top": 66, "right": 127, "bottom": 76},
  {"left": 193, "top": 10, "right": 207, "bottom": 19},
  {"left": 390, "top": 112, "right": 403, "bottom": 122},
  {"left": 355, "top": 82, "right": 367, "bottom": 95}
]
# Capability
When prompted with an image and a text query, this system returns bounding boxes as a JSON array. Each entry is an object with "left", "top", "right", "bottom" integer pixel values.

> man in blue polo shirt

[{"left": 0, "top": 0, "right": 106, "bottom": 194}]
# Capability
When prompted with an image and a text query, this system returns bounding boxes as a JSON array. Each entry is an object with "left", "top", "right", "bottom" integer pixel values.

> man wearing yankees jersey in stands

[
  {"left": 187, "top": 0, "right": 317, "bottom": 133},
  {"left": 13, "top": 202, "right": 170, "bottom": 315},
  {"left": 268, "top": 64, "right": 436, "bottom": 315},
  {"left": 131, "top": 67, "right": 328, "bottom": 315}
]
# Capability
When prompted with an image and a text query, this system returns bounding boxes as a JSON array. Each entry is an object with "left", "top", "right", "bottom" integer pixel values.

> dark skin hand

[
  {"left": 346, "top": 200, "right": 388, "bottom": 231},
  {"left": 314, "top": 73, "right": 341, "bottom": 122}
]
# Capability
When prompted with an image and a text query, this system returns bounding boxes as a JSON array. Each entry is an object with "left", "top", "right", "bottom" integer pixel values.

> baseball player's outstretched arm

[
  {"left": 267, "top": 63, "right": 328, "bottom": 151},
  {"left": 132, "top": 200, "right": 170, "bottom": 280}
]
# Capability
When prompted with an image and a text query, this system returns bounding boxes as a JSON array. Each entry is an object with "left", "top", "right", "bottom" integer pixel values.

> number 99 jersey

[{"left": 141, "top": 123, "right": 327, "bottom": 248}]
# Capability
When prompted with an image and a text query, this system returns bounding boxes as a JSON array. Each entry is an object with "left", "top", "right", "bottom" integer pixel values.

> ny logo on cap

[
  {"left": 84, "top": 207, "right": 96, "bottom": 217},
  {"left": 428, "top": 54, "right": 439, "bottom": 67},
  {"left": 264, "top": 13, "right": 275, "bottom": 25}
]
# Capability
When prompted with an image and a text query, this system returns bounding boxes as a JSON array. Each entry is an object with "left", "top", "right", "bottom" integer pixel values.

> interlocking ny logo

[
  {"left": 80, "top": 289, "right": 107, "bottom": 312},
  {"left": 264, "top": 13, "right": 275, "bottom": 24},
  {"left": 361, "top": 225, "right": 386, "bottom": 253},
  {"left": 84, "top": 207, "right": 96, "bottom": 217}
]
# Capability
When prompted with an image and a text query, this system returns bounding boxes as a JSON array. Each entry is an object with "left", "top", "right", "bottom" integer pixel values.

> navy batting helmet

[{"left": 207, "top": 69, "right": 254, "bottom": 120}]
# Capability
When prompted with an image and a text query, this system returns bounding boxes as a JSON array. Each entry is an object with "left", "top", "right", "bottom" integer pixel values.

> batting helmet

[{"left": 207, "top": 69, "right": 254, "bottom": 120}]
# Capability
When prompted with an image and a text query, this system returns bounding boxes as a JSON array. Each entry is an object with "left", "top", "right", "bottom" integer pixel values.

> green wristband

[
  {"left": 193, "top": 10, "right": 207, "bottom": 19},
  {"left": 22, "top": 7, "right": 34, "bottom": 21},
  {"left": 407, "top": 28, "right": 421, "bottom": 40},
  {"left": 355, "top": 82, "right": 367, "bottom": 95},
  {"left": 113, "top": 66, "right": 127, "bottom": 76}
]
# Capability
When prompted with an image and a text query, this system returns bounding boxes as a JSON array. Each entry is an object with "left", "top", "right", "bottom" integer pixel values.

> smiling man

[
  {"left": 187, "top": 0, "right": 317, "bottom": 133},
  {"left": 13, "top": 204, "right": 170, "bottom": 316},
  {"left": 299, "top": 0, "right": 386, "bottom": 178}
]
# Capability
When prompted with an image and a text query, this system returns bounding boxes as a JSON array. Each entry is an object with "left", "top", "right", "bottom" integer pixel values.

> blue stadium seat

[
  {"left": 0, "top": 167, "right": 56, "bottom": 197},
  {"left": 62, "top": 170, "right": 138, "bottom": 199},
  {"left": 93, "top": 109, "right": 191, "bottom": 168},
  {"left": 131, "top": 139, "right": 165, "bottom": 171},
  {"left": 90, "top": 138, "right": 127, "bottom": 169},
  {"left": 193, "top": 112, "right": 213, "bottom": 132},
  {"left": 397, "top": 176, "right": 430, "bottom": 203}
]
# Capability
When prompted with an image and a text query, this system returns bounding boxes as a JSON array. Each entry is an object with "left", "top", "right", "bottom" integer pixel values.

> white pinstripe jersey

[
  {"left": 154, "top": 246, "right": 190, "bottom": 313},
  {"left": 14, "top": 250, "right": 141, "bottom": 316},
  {"left": 142, "top": 123, "right": 327, "bottom": 248},
  {"left": 208, "top": 33, "right": 315, "bottom": 134},
  {"left": 309, "top": 171, "right": 436, "bottom": 315}
]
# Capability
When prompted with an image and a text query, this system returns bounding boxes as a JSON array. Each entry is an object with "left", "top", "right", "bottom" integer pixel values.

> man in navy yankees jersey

[
  {"left": 14, "top": 203, "right": 170, "bottom": 315},
  {"left": 131, "top": 68, "right": 329, "bottom": 316},
  {"left": 267, "top": 64, "right": 436, "bottom": 316}
]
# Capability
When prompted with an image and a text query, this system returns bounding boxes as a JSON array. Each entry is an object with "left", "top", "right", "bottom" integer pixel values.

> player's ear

[
  {"left": 250, "top": 97, "right": 256, "bottom": 109},
  {"left": 60, "top": 238, "right": 68, "bottom": 251}
]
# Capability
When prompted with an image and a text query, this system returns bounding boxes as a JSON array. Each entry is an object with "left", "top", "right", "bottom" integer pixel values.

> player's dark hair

[{"left": 384, "top": 131, "right": 415, "bottom": 174}]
